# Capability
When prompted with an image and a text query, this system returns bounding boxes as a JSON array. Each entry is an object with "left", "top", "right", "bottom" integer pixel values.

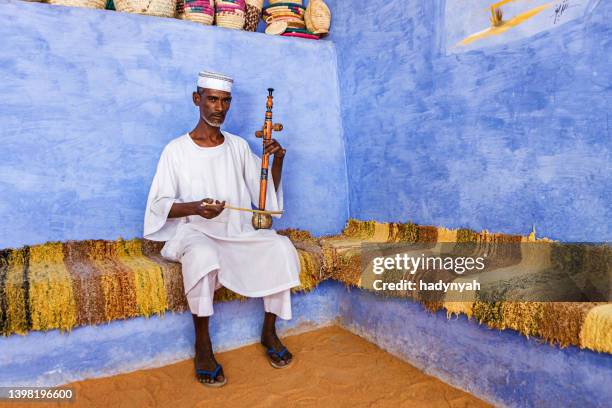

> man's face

[{"left": 193, "top": 88, "right": 232, "bottom": 127}]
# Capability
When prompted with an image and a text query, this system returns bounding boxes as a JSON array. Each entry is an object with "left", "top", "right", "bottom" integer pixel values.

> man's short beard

[{"left": 202, "top": 114, "right": 223, "bottom": 128}]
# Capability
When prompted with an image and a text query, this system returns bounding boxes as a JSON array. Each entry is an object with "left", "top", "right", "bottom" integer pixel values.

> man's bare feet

[
  {"left": 192, "top": 314, "right": 226, "bottom": 386},
  {"left": 194, "top": 344, "right": 226, "bottom": 385},
  {"left": 261, "top": 312, "right": 293, "bottom": 368}
]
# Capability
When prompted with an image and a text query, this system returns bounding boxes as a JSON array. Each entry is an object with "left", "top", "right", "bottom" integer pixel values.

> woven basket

[
  {"left": 216, "top": 12, "right": 245, "bottom": 29},
  {"left": 265, "top": 15, "right": 302, "bottom": 24},
  {"left": 245, "top": 0, "right": 262, "bottom": 8},
  {"left": 115, "top": 0, "right": 176, "bottom": 17},
  {"left": 177, "top": 0, "right": 214, "bottom": 24},
  {"left": 48, "top": 0, "right": 106, "bottom": 8},
  {"left": 216, "top": 0, "right": 245, "bottom": 8},
  {"left": 243, "top": 3, "right": 262, "bottom": 31},
  {"left": 269, "top": 0, "right": 301, "bottom": 4},
  {"left": 304, "top": 0, "right": 330, "bottom": 35},
  {"left": 286, "top": 20, "right": 306, "bottom": 28},
  {"left": 183, "top": 10, "right": 214, "bottom": 24}
]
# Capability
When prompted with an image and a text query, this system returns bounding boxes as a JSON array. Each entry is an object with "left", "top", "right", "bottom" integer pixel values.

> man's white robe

[{"left": 143, "top": 131, "right": 301, "bottom": 298}]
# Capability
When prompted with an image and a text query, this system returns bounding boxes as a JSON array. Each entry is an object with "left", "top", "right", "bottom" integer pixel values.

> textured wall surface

[
  {"left": 0, "top": 0, "right": 348, "bottom": 248},
  {"left": 328, "top": 0, "right": 611, "bottom": 242},
  {"left": 340, "top": 289, "right": 612, "bottom": 408},
  {"left": 0, "top": 281, "right": 342, "bottom": 387}
]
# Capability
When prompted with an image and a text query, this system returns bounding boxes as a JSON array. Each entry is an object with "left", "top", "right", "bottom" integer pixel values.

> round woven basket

[
  {"left": 243, "top": 3, "right": 262, "bottom": 31},
  {"left": 265, "top": 15, "right": 302, "bottom": 24},
  {"left": 269, "top": 0, "right": 301, "bottom": 5},
  {"left": 48, "top": 0, "right": 106, "bottom": 8},
  {"left": 115, "top": 0, "right": 176, "bottom": 17},
  {"left": 245, "top": 0, "right": 262, "bottom": 8},
  {"left": 264, "top": 4, "right": 304, "bottom": 11},
  {"left": 216, "top": 0, "right": 245, "bottom": 8},
  {"left": 285, "top": 20, "right": 306, "bottom": 28},
  {"left": 304, "top": 0, "right": 330, "bottom": 35},
  {"left": 183, "top": 10, "right": 214, "bottom": 24},
  {"left": 177, "top": 0, "right": 214, "bottom": 24},
  {"left": 216, "top": 12, "right": 246, "bottom": 29}
]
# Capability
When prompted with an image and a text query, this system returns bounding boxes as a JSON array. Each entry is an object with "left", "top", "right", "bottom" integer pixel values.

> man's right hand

[{"left": 195, "top": 198, "right": 226, "bottom": 219}]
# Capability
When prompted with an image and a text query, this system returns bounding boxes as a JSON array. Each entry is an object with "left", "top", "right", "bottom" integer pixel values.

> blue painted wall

[
  {"left": 341, "top": 288, "right": 612, "bottom": 408},
  {"left": 327, "top": 0, "right": 611, "bottom": 242},
  {"left": 1, "top": 0, "right": 610, "bottom": 245},
  {"left": 0, "top": 0, "right": 348, "bottom": 248}
]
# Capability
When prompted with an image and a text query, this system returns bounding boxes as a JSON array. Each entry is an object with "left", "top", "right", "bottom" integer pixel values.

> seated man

[{"left": 143, "top": 71, "right": 301, "bottom": 387}]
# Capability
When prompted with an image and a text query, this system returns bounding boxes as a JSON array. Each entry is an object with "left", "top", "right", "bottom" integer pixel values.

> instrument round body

[{"left": 252, "top": 213, "right": 273, "bottom": 230}]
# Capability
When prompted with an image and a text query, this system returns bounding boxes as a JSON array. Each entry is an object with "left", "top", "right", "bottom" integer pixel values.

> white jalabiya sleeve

[
  {"left": 143, "top": 146, "right": 183, "bottom": 240},
  {"left": 244, "top": 143, "right": 284, "bottom": 219}
]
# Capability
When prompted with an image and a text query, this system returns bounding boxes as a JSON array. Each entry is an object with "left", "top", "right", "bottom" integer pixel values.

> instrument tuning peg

[{"left": 273, "top": 123, "right": 283, "bottom": 132}]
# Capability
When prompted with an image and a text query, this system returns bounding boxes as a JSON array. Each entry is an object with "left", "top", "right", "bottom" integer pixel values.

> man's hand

[
  {"left": 195, "top": 198, "right": 226, "bottom": 219},
  {"left": 266, "top": 139, "right": 286, "bottom": 191},
  {"left": 264, "top": 139, "right": 286, "bottom": 158}
]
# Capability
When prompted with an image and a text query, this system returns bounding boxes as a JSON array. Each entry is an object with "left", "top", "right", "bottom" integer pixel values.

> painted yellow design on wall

[
  {"left": 445, "top": 0, "right": 599, "bottom": 54},
  {"left": 460, "top": 2, "right": 553, "bottom": 46}
]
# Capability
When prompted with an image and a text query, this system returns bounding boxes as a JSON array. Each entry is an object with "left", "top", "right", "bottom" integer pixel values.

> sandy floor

[{"left": 5, "top": 326, "right": 491, "bottom": 408}]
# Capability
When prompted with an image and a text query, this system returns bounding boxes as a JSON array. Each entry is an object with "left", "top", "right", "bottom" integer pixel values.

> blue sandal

[
  {"left": 266, "top": 346, "right": 293, "bottom": 369},
  {"left": 195, "top": 363, "right": 227, "bottom": 387}
]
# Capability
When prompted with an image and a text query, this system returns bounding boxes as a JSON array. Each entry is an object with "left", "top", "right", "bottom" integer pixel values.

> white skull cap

[{"left": 197, "top": 71, "right": 233, "bottom": 92}]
